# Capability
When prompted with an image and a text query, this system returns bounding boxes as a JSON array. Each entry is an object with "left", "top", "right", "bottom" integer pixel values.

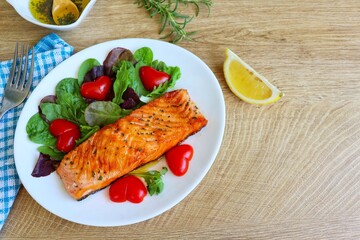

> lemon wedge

[{"left": 223, "top": 48, "right": 283, "bottom": 105}]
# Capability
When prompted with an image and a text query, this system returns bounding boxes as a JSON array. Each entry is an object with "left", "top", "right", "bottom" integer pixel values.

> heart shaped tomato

[
  {"left": 49, "top": 119, "right": 81, "bottom": 153},
  {"left": 49, "top": 119, "right": 78, "bottom": 137},
  {"left": 56, "top": 129, "right": 81, "bottom": 153},
  {"left": 80, "top": 75, "right": 112, "bottom": 100},
  {"left": 139, "top": 66, "right": 171, "bottom": 91},
  {"left": 109, "top": 175, "right": 147, "bottom": 203},
  {"left": 165, "top": 144, "right": 194, "bottom": 176}
]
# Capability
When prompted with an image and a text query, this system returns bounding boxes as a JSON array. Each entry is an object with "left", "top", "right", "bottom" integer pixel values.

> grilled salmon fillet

[{"left": 56, "top": 89, "right": 208, "bottom": 200}]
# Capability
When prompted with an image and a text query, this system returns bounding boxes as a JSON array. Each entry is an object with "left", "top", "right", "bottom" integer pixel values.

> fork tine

[
  {"left": 24, "top": 47, "right": 34, "bottom": 91},
  {"left": 0, "top": 43, "right": 34, "bottom": 119},
  {"left": 15, "top": 44, "right": 29, "bottom": 89},
  {"left": 18, "top": 43, "right": 30, "bottom": 89},
  {"left": 8, "top": 42, "right": 18, "bottom": 85},
  {"left": 14, "top": 43, "right": 25, "bottom": 87}
]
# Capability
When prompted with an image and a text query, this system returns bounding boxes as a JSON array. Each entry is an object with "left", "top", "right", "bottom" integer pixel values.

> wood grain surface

[{"left": 1, "top": 0, "right": 360, "bottom": 239}]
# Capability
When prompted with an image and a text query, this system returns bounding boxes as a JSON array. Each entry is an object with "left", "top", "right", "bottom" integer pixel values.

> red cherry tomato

[
  {"left": 165, "top": 144, "right": 194, "bottom": 176},
  {"left": 109, "top": 175, "right": 147, "bottom": 203},
  {"left": 49, "top": 119, "right": 81, "bottom": 153},
  {"left": 139, "top": 66, "right": 170, "bottom": 91},
  {"left": 56, "top": 129, "right": 81, "bottom": 153},
  {"left": 80, "top": 75, "right": 112, "bottom": 100},
  {"left": 49, "top": 119, "right": 78, "bottom": 137}
]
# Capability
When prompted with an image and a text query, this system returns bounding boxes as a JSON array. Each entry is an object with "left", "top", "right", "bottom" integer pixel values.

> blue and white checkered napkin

[{"left": 0, "top": 33, "right": 73, "bottom": 229}]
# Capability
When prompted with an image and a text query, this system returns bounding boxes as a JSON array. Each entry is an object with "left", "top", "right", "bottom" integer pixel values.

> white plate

[{"left": 14, "top": 38, "right": 225, "bottom": 227}]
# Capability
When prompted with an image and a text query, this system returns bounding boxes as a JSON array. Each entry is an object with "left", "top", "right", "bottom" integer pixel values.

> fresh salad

[{"left": 26, "top": 46, "right": 181, "bottom": 180}]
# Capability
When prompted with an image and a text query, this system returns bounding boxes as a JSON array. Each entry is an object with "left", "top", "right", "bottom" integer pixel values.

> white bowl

[{"left": 7, "top": 0, "right": 97, "bottom": 31}]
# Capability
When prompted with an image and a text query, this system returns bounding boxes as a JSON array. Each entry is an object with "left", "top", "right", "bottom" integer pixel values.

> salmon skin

[{"left": 56, "top": 89, "right": 208, "bottom": 200}]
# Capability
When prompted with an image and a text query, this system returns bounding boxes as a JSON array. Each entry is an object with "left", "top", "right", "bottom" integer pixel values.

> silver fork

[{"left": 0, "top": 43, "right": 34, "bottom": 119}]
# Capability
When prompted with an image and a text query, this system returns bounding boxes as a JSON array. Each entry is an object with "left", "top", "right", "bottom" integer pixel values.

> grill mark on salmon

[{"left": 56, "top": 89, "right": 208, "bottom": 200}]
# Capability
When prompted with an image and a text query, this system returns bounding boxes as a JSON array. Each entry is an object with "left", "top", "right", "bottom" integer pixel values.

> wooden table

[{"left": 1, "top": 0, "right": 360, "bottom": 239}]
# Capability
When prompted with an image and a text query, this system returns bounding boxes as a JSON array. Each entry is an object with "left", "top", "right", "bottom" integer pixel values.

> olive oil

[{"left": 29, "top": 0, "right": 90, "bottom": 25}]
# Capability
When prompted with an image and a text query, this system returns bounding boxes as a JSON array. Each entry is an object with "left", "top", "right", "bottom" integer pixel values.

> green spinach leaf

[
  {"left": 134, "top": 47, "right": 153, "bottom": 65},
  {"left": 37, "top": 146, "right": 65, "bottom": 160},
  {"left": 112, "top": 61, "right": 135, "bottom": 105},
  {"left": 39, "top": 103, "right": 64, "bottom": 121},
  {"left": 77, "top": 58, "right": 101, "bottom": 85},
  {"left": 85, "top": 101, "right": 129, "bottom": 126},
  {"left": 26, "top": 113, "right": 56, "bottom": 146},
  {"left": 53, "top": 78, "right": 88, "bottom": 125}
]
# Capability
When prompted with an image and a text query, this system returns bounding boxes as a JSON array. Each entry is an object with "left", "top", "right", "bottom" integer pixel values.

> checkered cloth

[{"left": 0, "top": 33, "right": 73, "bottom": 230}]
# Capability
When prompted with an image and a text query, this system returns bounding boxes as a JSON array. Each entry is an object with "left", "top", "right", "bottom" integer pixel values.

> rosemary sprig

[{"left": 135, "top": 0, "right": 213, "bottom": 43}]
